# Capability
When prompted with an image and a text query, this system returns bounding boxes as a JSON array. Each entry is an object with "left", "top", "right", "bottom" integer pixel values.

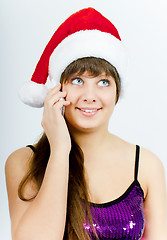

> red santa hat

[{"left": 18, "top": 7, "right": 127, "bottom": 108}]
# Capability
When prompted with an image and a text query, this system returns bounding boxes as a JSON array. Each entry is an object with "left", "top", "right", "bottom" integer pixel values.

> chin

[
  {"left": 66, "top": 119, "right": 104, "bottom": 134},
  {"left": 74, "top": 125, "right": 100, "bottom": 134}
]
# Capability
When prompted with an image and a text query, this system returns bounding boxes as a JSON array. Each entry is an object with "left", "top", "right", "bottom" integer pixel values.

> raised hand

[{"left": 41, "top": 83, "right": 71, "bottom": 153}]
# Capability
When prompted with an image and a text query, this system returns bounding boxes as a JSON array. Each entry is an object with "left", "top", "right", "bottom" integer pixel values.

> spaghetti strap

[
  {"left": 134, "top": 145, "right": 140, "bottom": 180},
  {"left": 26, "top": 144, "right": 36, "bottom": 152}
]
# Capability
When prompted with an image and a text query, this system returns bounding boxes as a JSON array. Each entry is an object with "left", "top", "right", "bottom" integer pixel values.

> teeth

[{"left": 81, "top": 109, "right": 97, "bottom": 113}]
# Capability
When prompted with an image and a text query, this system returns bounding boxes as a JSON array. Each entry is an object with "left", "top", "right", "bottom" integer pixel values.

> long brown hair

[{"left": 18, "top": 57, "right": 121, "bottom": 239}]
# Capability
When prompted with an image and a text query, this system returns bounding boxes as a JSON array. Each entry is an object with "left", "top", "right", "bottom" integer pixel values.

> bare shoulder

[
  {"left": 5, "top": 146, "right": 39, "bottom": 235},
  {"left": 139, "top": 147, "right": 166, "bottom": 197},
  {"left": 5, "top": 146, "right": 36, "bottom": 197},
  {"left": 5, "top": 146, "right": 36, "bottom": 220},
  {"left": 110, "top": 135, "right": 166, "bottom": 199},
  {"left": 114, "top": 135, "right": 165, "bottom": 175},
  {"left": 5, "top": 146, "right": 35, "bottom": 180},
  {"left": 140, "top": 147, "right": 165, "bottom": 176}
]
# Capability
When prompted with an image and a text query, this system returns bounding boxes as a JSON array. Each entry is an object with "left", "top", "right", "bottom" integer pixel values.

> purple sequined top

[{"left": 82, "top": 145, "right": 145, "bottom": 239}]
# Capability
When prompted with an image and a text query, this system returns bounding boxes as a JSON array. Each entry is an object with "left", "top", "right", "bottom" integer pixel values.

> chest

[{"left": 83, "top": 153, "right": 138, "bottom": 204}]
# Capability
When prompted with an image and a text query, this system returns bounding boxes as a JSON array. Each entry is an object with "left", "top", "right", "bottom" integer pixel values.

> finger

[
  {"left": 42, "top": 99, "right": 70, "bottom": 121},
  {"left": 46, "top": 83, "right": 62, "bottom": 98},
  {"left": 44, "top": 91, "right": 67, "bottom": 107},
  {"left": 49, "top": 91, "right": 67, "bottom": 106},
  {"left": 53, "top": 99, "right": 70, "bottom": 111}
]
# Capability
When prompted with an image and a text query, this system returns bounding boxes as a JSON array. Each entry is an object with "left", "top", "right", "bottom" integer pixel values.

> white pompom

[{"left": 18, "top": 81, "right": 49, "bottom": 108}]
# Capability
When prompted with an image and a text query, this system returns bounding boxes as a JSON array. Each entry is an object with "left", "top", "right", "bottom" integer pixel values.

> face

[{"left": 62, "top": 71, "right": 117, "bottom": 133}]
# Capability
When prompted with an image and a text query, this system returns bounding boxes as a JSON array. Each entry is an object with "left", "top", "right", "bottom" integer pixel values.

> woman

[{"left": 5, "top": 8, "right": 167, "bottom": 240}]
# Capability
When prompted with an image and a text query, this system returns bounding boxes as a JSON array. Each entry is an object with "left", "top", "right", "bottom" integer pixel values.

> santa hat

[{"left": 18, "top": 7, "right": 127, "bottom": 108}]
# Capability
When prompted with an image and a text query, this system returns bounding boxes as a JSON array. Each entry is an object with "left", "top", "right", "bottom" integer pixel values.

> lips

[
  {"left": 76, "top": 107, "right": 102, "bottom": 116},
  {"left": 77, "top": 107, "right": 102, "bottom": 110}
]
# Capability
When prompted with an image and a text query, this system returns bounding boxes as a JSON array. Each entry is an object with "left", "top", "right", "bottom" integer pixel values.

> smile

[{"left": 76, "top": 107, "right": 101, "bottom": 117}]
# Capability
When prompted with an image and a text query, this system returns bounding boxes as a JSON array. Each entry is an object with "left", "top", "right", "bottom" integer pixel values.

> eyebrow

[{"left": 71, "top": 74, "right": 111, "bottom": 79}]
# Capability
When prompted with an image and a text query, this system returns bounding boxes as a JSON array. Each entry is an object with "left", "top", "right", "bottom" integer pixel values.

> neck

[{"left": 67, "top": 123, "right": 111, "bottom": 155}]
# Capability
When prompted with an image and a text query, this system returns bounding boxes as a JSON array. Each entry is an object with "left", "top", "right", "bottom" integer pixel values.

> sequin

[{"left": 82, "top": 181, "right": 145, "bottom": 240}]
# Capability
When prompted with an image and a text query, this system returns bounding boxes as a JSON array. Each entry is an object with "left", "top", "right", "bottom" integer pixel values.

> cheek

[
  {"left": 102, "top": 81, "right": 117, "bottom": 105},
  {"left": 103, "top": 90, "right": 116, "bottom": 107},
  {"left": 65, "top": 91, "right": 75, "bottom": 103},
  {"left": 63, "top": 86, "right": 77, "bottom": 104}
]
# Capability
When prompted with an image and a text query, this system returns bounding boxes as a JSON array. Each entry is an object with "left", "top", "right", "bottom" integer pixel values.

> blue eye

[
  {"left": 71, "top": 78, "right": 83, "bottom": 85},
  {"left": 98, "top": 79, "right": 110, "bottom": 87}
]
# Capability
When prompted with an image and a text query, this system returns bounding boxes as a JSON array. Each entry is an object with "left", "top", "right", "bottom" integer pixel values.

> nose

[{"left": 82, "top": 86, "right": 97, "bottom": 103}]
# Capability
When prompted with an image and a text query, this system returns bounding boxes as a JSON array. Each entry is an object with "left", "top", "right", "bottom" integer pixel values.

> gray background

[{"left": 1, "top": 0, "right": 167, "bottom": 239}]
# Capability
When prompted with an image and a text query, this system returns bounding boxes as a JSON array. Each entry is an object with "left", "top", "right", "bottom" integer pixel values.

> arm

[
  {"left": 5, "top": 147, "right": 69, "bottom": 240},
  {"left": 141, "top": 148, "right": 167, "bottom": 240},
  {"left": 6, "top": 84, "right": 71, "bottom": 240}
]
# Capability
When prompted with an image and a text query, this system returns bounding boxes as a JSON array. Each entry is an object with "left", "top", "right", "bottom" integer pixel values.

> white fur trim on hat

[{"left": 49, "top": 30, "right": 127, "bottom": 85}]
